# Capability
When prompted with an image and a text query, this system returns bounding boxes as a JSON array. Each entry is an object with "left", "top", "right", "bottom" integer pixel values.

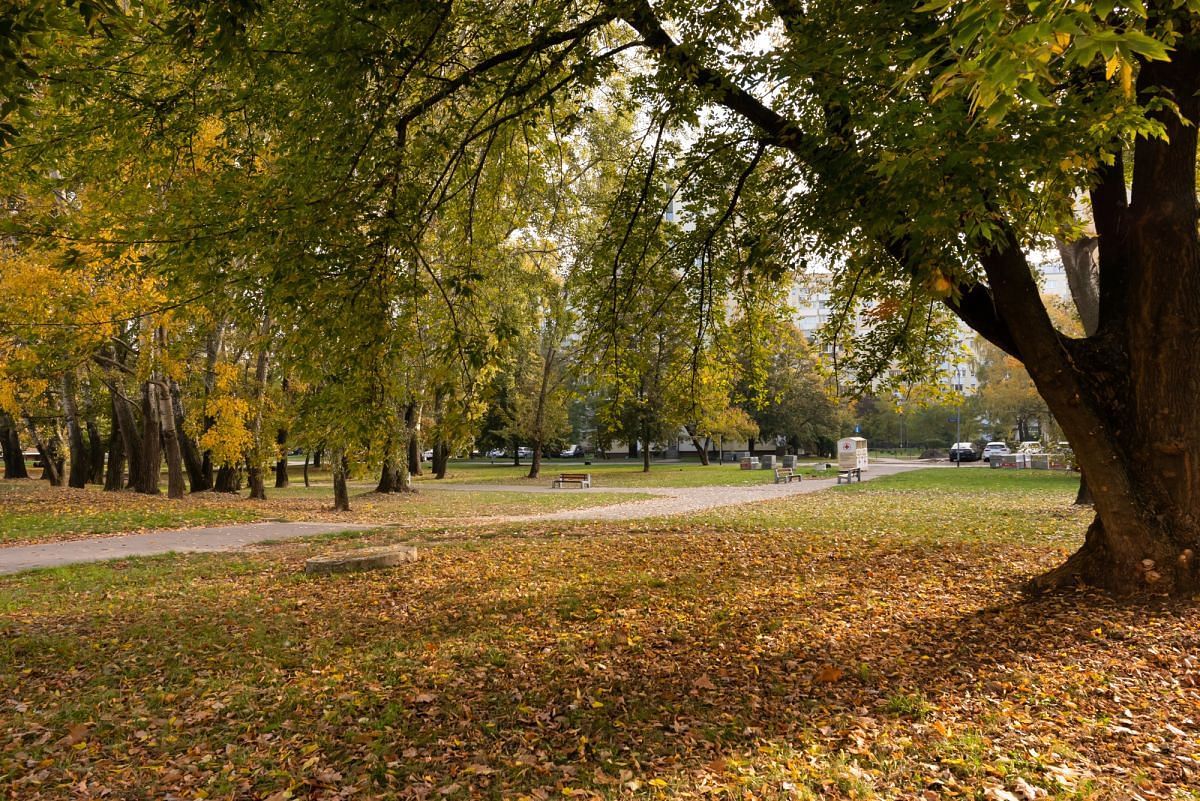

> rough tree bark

[
  {"left": 375, "top": 432, "right": 411, "bottom": 493},
  {"left": 332, "top": 451, "right": 351, "bottom": 512},
  {"left": 1, "top": 415, "right": 30, "bottom": 479}
]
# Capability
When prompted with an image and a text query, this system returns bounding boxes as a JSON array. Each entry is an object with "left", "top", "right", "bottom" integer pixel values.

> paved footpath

[
  {"left": 0, "top": 460, "right": 941, "bottom": 575},
  {"left": 0, "top": 522, "right": 375, "bottom": 576}
]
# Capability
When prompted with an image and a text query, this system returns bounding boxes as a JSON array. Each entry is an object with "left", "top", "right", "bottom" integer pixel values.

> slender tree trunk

[
  {"left": 103, "top": 397, "right": 125, "bottom": 491},
  {"left": 642, "top": 433, "right": 651, "bottom": 473},
  {"left": 109, "top": 387, "right": 142, "bottom": 490},
  {"left": 155, "top": 380, "right": 185, "bottom": 499},
  {"left": 1, "top": 416, "right": 29, "bottom": 479},
  {"left": 169, "top": 379, "right": 207, "bottom": 492},
  {"left": 528, "top": 348, "right": 556, "bottom": 480},
  {"left": 406, "top": 403, "right": 423, "bottom": 476},
  {"left": 246, "top": 334, "right": 270, "bottom": 501},
  {"left": 312, "top": 447, "right": 323, "bottom": 468},
  {"left": 85, "top": 418, "right": 105, "bottom": 484},
  {"left": 24, "top": 417, "right": 62, "bottom": 486},
  {"left": 199, "top": 322, "right": 224, "bottom": 490},
  {"left": 137, "top": 381, "right": 162, "bottom": 494},
  {"left": 274, "top": 428, "right": 289, "bottom": 488},
  {"left": 332, "top": 451, "right": 350, "bottom": 512},
  {"left": 303, "top": 450, "right": 310, "bottom": 487},
  {"left": 60, "top": 372, "right": 89, "bottom": 489},
  {"left": 433, "top": 440, "right": 449, "bottom": 479},
  {"left": 686, "top": 426, "right": 710, "bottom": 466},
  {"left": 1075, "top": 468, "right": 1093, "bottom": 506}
]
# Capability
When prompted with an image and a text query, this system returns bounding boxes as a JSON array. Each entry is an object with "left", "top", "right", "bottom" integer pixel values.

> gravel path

[{"left": 0, "top": 460, "right": 940, "bottom": 575}]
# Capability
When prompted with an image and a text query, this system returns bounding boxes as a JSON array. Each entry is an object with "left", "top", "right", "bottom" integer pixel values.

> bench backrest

[
  {"left": 559, "top": 473, "right": 591, "bottom": 480},
  {"left": 775, "top": 467, "right": 793, "bottom": 475}
]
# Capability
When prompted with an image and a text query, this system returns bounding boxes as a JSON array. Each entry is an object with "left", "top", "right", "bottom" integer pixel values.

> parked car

[
  {"left": 559, "top": 444, "right": 584, "bottom": 458},
  {"left": 1017, "top": 440, "right": 1043, "bottom": 454},
  {"left": 422, "top": 449, "right": 434, "bottom": 461},
  {"left": 516, "top": 446, "right": 533, "bottom": 458},
  {"left": 486, "top": 447, "right": 507, "bottom": 458},
  {"left": 949, "top": 442, "right": 979, "bottom": 462},
  {"left": 981, "top": 441, "right": 1010, "bottom": 462}
]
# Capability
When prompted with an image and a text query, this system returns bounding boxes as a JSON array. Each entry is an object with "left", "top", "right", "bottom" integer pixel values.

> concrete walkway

[
  {"left": 0, "top": 522, "right": 374, "bottom": 576},
  {"left": 0, "top": 460, "right": 939, "bottom": 575}
]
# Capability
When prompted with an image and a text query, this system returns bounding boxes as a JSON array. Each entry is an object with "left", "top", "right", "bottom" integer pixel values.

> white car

[{"left": 981, "top": 442, "right": 1010, "bottom": 462}]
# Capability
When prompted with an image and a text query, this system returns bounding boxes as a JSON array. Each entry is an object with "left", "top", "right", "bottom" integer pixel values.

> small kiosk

[{"left": 837, "top": 437, "right": 869, "bottom": 471}]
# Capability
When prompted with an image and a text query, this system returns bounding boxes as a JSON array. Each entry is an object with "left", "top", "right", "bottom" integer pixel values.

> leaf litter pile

[{"left": 2, "top": 470, "right": 1198, "bottom": 799}]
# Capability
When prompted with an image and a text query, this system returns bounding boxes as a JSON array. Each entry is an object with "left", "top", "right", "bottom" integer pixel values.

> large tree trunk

[
  {"left": 642, "top": 434, "right": 651, "bottom": 473},
  {"left": 214, "top": 464, "right": 241, "bottom": 493},
  {"left": 332, "top": 451, "right": 351, "bottom": 512},
  {"left": 974, "top": 48, "right": 1200, "bottom": 596},
  {"left": 1, "top": 415, "right": 30, "bottom": 479},
  {"left": 375, "top": 433, "right": 411, "bottom": 494},
  {"left": 60, "top": 372, "right": 89, "bottom": 489}
]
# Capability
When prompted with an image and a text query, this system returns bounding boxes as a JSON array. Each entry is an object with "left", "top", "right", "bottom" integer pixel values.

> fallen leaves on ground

[{"left": 1, "top": 471, "right": 1197, "bottom": 799}]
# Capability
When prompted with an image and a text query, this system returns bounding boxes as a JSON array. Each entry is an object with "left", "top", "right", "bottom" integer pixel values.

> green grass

[
  {"left": 697, "top": 467, "right": 1089, "bottom": 547},
  {"left": 0, "top": 507, "right": 261, "bottom": 545},
  {"left": 415, "top": 458, "right": 837, "bottom": 488}
]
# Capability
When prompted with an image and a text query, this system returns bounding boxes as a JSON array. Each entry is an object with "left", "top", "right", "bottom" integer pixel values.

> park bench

[
  {"left": 837, "top": 467, "right": 862, "bottom": 484},
  {"left": 773, "top": 467, "right": 801, "bottom": 484},
  {"left": 552, "top": 472, "right": 592, "bottom": 489}
]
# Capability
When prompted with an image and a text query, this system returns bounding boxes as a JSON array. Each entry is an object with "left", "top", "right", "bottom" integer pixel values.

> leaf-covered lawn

[
  {"left": 2, "top": 470, "right": 1198, "bottom": 800},
  {"left": 0, "top": 481, "right": 652, "bottom": 546}
]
